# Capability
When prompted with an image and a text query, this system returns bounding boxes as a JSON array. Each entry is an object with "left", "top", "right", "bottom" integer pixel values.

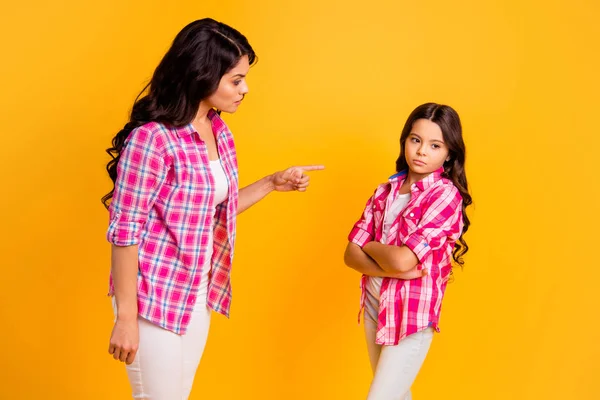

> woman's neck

[{"left": 193, "top": 101, "right": 213, "bottom": 127}]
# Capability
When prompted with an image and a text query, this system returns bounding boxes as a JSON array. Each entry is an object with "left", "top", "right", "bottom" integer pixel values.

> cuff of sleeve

[
  {"left": 107, "top": 213, "right": 141, "bottom": 246},
  {"left": 348, "top": 227, "right": 373, "bottom": 248},
  {"left": 404, "top": 232, "right": 432, "bottom": 262}
]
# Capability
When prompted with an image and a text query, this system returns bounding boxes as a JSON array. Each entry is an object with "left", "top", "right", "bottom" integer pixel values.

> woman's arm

[
  {"left": 237, "top": 175, "right": 275, "bottom": 214},
  {"left": 237, "top": 165, "right": 324, "bottom": 215},
  {"left": 105, "top": 127, "right": 169, "bottom": 365},
  {"left": 111, "top": 245, "right": 139, "bottom": 322},
  {"left": 108, "top": 244, "right": 139, "bottom": 365}
]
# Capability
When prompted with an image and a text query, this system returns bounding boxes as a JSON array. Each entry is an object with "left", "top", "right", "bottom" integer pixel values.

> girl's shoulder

[{"left": 426, "top": 179, "right": 462, "bottom": 205}]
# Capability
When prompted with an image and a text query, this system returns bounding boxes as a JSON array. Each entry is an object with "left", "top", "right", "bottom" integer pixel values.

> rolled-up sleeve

[
  {"left": 403, "top": 185, "right": 463, "bottom": 262},
  {"left": 348, "top": 189, "right": 378, "bottom": 248},
  {"left": 107, "top": 126, "right": 167, "bottom": 246}
]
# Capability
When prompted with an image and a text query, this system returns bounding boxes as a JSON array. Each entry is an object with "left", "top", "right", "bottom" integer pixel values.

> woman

[{"left": 102, "top": 18, "right": 323, "bottom": 399}]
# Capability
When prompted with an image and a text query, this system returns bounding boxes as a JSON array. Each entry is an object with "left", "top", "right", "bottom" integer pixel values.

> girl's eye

[
  {"left": 432, "top": 144, "right": 440, "bottom": 149},
  {"left": 411, "top": 137, "right": 420, "bottom": 143},
  {"left": 234, "top": 80, "right": 242, "bottom": 86}
]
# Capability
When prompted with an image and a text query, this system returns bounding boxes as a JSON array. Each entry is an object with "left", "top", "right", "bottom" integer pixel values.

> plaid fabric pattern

[
  {"left": 348, "top": 168, "right": 464, "bottom": 345},
  {"left": 107, "top": 109, "right": 239, "bottom": 334}
]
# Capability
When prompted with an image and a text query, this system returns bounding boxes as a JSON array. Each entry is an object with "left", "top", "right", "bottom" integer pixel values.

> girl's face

[
  {"left": 205, "top": 55, "right": 250, "bottom": 113},
  {"left": 404, "top": 118, "right": 450, "bottom": 179}
]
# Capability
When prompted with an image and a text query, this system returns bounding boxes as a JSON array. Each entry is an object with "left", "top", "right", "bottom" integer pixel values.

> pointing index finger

[{"left": 296, "top": 165, "right": 325, "bottom": 172}]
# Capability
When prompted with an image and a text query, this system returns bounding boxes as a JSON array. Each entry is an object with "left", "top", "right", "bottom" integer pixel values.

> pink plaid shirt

[
  {"left": 107, "top": 109, "right": 238, "bottom": 334},
  {"left": 348, "top": 168, "right": 464, "bottom": 345}
]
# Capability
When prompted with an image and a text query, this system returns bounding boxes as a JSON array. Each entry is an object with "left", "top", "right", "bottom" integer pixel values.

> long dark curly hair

[
  {"left": 395, "top": 103, "right": 472, "bottom": 266},
  {"left": 102, "top": 18, "right": 256, "bottom": 208}
]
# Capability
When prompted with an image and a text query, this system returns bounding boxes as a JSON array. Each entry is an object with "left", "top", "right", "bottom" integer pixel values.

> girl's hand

[
  {"left": 271, "top": 165, "right": 325, "bottom": 192},
  {"left": 108, "top": 318, "right": 139, "bottom": 365},
  {"left": 389, "top": 267, "right": 428, "bottom": 280}
]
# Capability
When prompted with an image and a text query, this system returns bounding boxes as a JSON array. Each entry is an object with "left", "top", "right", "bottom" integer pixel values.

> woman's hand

[
  {"left": 271, "top": 165, "right": 325, "bottom": 192},
  {"left": 108, "top": 318, "right": 139, "bottom": 365}
]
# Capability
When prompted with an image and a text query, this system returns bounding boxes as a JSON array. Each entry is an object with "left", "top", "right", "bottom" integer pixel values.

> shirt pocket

[{"left": 401, "top": 207, "right": 423, "bottom": 235}]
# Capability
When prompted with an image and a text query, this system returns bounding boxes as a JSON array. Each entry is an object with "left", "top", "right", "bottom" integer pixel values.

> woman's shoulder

[
  {"left": 132, "top": 121, "right": 170, "bottom": 136},
  {"left": 125, "top": 122, "right": 174, "bottom": 156}
]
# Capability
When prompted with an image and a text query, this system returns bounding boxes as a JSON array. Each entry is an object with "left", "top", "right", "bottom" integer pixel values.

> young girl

[
  {"left": 103, "top": 18, "right": 323, "bottom": 399},
  {"left": 344, "top": 103, "right": 471, "bottom": 399}
]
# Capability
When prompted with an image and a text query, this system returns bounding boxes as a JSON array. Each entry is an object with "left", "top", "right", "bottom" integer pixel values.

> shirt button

[{"left": 409, "top": 212, "right": 414, "bottom": 217}]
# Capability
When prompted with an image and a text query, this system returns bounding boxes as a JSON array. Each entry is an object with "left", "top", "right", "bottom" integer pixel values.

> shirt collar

[
  {"left": 176, "top": 109, "right": 227, "bottom": 138},
  {"left": 389, "top": 167, "right": 445, "bottom": 191}
]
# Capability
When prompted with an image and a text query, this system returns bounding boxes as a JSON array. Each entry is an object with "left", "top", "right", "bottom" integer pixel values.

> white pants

[
  {"left": 364, "top": 290, "right": 433, "bottom": 400},
  {"left": 113, "top": 299, "right": 212, "bottom": 400}
]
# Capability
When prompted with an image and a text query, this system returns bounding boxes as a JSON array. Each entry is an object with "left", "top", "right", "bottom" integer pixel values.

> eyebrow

[
  {"left": 409, "top": 132, "right": 445, "bottom": 143},
  {"left": 231, "top": 73, "right": 246, "bottom": 78}
]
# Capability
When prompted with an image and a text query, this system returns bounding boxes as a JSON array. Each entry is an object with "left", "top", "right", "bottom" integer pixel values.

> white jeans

[
  {"left": 364, "top": 290, "right": 433, "bottom": 400},
  {"left": 113, "top": 299, "right": 211, "bottom": 400}
]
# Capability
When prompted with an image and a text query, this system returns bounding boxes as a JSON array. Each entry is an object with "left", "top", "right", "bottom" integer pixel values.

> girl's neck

[{"left": 405, "top": 170, "right": 430, "bottom": 186}]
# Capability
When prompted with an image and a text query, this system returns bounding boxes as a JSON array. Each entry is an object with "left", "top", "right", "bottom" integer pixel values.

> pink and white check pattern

[
  {"left": 107, "top": 109, "right": 239, "bottom": 334},
  {"left": 348, "top": 168, "right": 464, "bottom": 345}
]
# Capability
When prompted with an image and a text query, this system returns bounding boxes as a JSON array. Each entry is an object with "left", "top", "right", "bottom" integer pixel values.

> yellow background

[{"left": 1, "top": 0, "right": 598, "bottom": 399}]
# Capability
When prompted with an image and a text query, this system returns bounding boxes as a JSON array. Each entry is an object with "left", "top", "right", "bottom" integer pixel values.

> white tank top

[
  {"left": 196, "top": 159, "right": 229, "bottom": 303},
  {"left": 367, "top": 193, "right": 411, "bottom": 298},
  {"left": 210, "top": 159, "right": 229, "bottom": 205}
]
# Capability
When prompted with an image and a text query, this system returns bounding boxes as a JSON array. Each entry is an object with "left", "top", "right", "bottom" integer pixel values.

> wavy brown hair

[
  {"left": 395, "top": 103, "right": 472, "bottom": 266},
  {"left": 102, "top": 18, "right": 256, "bottom": 208}
]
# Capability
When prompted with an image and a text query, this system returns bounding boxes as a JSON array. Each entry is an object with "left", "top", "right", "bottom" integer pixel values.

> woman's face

[{"left": 205, "top": 55, "right": 250, "bottom": 113}]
